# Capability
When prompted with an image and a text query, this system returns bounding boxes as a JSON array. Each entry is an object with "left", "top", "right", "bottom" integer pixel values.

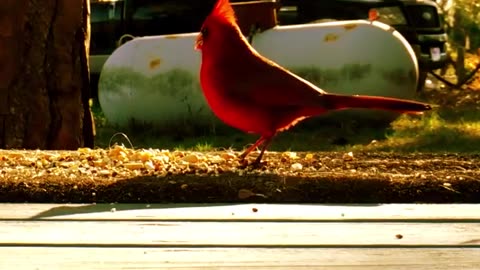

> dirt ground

[
  {"left": 1, "top": 148, "right": 479, "bottom": 203},
  {"left": 1, "top": 74, "right": 480, "bottom": 203}
]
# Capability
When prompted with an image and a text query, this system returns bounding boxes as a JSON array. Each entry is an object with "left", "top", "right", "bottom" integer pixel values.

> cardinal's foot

[
  {"left": 239, "top": 157, "right": 249, "bottom": 168},
  {"left": 250, "top": 159, "right": 267, "bottom": 169},
  {"left": 238, "top": 152, "right": 248, "bottom": 160},
  {"left": 238, "top": 157, "right": 267, "bottom": 169}
]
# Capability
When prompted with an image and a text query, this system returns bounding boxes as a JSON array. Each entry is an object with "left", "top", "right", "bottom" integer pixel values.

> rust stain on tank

[
  {"left": 344, "top": 24, "right": 357, "bottom": 31},
  {"left": 324, "top": 33, "right": 339, "bottom": 42},
  {"left": 164, "top": 35, "right": 179, "bottom": 39},
  {"left": 149, "top": 58, "right": 162, "bottom": 69}
]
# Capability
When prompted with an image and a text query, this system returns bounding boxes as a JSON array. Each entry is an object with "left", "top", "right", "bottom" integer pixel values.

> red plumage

[{"left": 196, "top": 0, "right": 431, "bottom": 165}]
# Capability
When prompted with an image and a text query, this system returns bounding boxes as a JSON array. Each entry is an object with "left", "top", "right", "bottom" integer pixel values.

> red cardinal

[{"left": 195, "top": 0, "right": 431, "bottom": 165}]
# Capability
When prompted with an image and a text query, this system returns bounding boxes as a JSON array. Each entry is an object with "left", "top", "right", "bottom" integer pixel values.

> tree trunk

[
  {"left": 453, "top": 6, "right": 466, "bottom": 85},
  {"left": 0, "top": 0, "right": 94, "bottom": 149}
]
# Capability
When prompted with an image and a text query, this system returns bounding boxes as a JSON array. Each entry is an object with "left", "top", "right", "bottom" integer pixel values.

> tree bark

[{"left": 0, "top": 0, "right": 93, "bottom": 149}]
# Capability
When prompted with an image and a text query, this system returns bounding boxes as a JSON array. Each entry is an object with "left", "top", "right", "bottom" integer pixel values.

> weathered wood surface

[
  {"left": 1, "top": 247, "right": 479, "bottom": 270},
  {"left": 2, "top": 203, "right": 480, "bottom": 221},
  {"left": 1, "top": 220, "right": 480, "bottom": 247},
  {"left": 0, "top": 204, "right": 479, "bottom": 269}
]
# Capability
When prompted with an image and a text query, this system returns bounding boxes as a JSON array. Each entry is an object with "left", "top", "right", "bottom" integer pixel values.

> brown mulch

[{"left": 1, "top": 148, "right": 479, "bottom": 203}]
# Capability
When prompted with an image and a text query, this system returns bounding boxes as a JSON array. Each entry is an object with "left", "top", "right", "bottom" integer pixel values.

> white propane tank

[{"left": 98, "top": 20, "right": 418, "bottom": 129}]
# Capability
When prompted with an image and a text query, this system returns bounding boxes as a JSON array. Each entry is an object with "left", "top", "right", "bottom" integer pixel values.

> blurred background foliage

[
  {"left": 437, "top": 0, "right": 480, "bottom": 52},
  {"left": 435, "top": 0, "right": 479, "bottom": 86}
]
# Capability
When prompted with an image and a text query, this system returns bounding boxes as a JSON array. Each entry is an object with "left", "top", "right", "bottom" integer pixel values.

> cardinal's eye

[{"left": 201, "top": 27, "right": 208, "bottom": 38}]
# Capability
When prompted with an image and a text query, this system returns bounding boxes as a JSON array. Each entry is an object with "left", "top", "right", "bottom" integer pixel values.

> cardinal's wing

[{"left": 220, "top": 54, "right": 329, "bottom": 108}]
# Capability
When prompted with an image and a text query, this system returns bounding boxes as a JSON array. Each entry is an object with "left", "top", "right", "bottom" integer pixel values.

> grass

[
  {"left": 353, "top": 111, "right": 480, "bottom": 153},
  {"left": 92, "top": 101, "right": 480, "bottom": 154}
]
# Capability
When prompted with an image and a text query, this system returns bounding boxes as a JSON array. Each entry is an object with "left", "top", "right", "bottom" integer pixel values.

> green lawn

[{"left": 92, "top": 95, "right": 480, "bottom": 154}]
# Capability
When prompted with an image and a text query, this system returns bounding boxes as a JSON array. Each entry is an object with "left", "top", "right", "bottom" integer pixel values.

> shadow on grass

[
  {"left": 400, "top": 126, "right": 480, "bottom": 152},
  {"left": 95, "top": 118, "right": 390, "bottom": 152},
  {"left": 437, "top": 107, "right": 480, "bottom": 124},
  {"left": 93, "top": 104, "right": 399, "bottom": 151},
  {"left": 361, "top": 112, "right": 480, "bottom": 153}
]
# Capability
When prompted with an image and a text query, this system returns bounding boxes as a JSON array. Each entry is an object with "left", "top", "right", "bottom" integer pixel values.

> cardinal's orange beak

[{"left": 195, "top": 34, "right": 203, "bottom": 50}]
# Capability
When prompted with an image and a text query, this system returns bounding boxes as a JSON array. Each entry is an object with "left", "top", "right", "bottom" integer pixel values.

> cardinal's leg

[
  {"left": 251, "top": 136, "right": 274, "bottom": 166},
  {"left": 239, "top": 136, "right": 266, "bottom": 160}
]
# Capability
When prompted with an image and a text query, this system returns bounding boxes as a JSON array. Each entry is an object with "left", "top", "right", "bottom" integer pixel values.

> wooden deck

[{"left": 1, "top": 203, "right": 479, "bottom": 269}]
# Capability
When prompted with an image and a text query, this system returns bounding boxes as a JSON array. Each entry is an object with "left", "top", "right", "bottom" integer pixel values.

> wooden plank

[
  {"left": 1, "top": 204, "right": 478, "bottom": 269},
  {"left": 2, "top": 203, "right": 480, "bottom": 221},
  {"left": 0, "top": 221, "right": 479, "bottom": 247},
  {"left": 0, "top": 247, "right": 479, "bottom": 270}
]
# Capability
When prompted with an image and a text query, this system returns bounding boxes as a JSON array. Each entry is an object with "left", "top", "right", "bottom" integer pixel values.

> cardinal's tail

[{"left": 322, "top": 94, "right": 431, "bottom": 113}]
